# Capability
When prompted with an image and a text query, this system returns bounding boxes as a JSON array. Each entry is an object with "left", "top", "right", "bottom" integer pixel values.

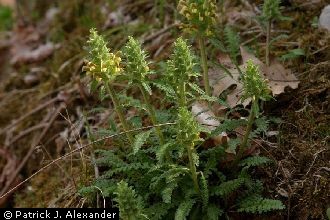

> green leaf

[
  {"left": 156, "top": 143, "right": 172, "bottom": 164},
  {"left": 205, "top": 204, "right": 224, "bottom": 220},
  {"left": 200, "top": 172, "right": 209, "bottom": 210},
  {"left": 210, "top": 178, "right": 245, "bottom": 197},
  {"left": 224, "top": 26, "right": 240, "bottom": 65},
  {"left": 175, "top": 199, "right": 196, "bottom": 220},
  {"left": 142, "top": 82, "right": 152, "bottom": 95},
  {"left": 239, "top": 156, "right": 272, "bottom": 169},
  {"left": 188, "top": 82, "right": 205, "bottom": 95},
  {"left": 133, "top": 130, "right": 153, "bottom": 154},
  {"left": 281, "top": 48, "right": 305, "bottom": 61},
  {"left": 226, "top": 138, "right": 240, "bottom": 154},
  {"left": 209, "top": 38, "right": 226, "bottom": 52},
  {"left": 162, "top": 181, "right": 178, "bottom": 203},
  {"left": 238, "top": 196, "right": 285, "bottom": 213}
]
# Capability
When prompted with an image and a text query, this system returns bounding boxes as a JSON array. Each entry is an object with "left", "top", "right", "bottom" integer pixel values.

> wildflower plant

[
  {"left": 177, "top": 0, "right": 218, "bottom": 97},
  {"left": 235, "top": 60, "right": 272, "bottom": 162},
  {"left": 83, "top": 28, "right": 134, "bottom": 144},
  {"left": 261, "top": 0, "right": 285, "bottom": 66},
  {"left": 80, "top": 28, "right": 285, "bottom": 218},
  {"left": 122, "top": 36, "right": 165, "bottom": 145}
]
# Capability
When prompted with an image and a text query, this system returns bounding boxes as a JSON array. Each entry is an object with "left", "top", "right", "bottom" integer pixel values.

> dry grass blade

[{"left": 0, "top": 122, "right": 176, "bottom": 201}]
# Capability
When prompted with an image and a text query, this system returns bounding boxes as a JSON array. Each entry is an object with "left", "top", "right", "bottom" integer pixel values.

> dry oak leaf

[
  {"left": 191, "top": 101, "right": 228, "bottom": 145},
  {"left": 211, "top": 48, "right": 299, "bottom": 108},
  {"left": 240, "top": 46, "right": 299, "bottom": 95},
  {"left": 209, "top": 52, "right": 250, "bottom": 108},
  {"left": 10, "top": 42, "right": 59, "bottom": 65}
]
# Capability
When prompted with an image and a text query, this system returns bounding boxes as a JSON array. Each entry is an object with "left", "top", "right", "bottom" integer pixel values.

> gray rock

[{"left": 319, "top": 5, "right": 330, "bottom": 31}]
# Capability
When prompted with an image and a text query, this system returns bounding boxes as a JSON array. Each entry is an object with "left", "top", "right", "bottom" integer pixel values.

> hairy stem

[
  {"left": 266, "top": 20, "right": 271, "bottom": 66},
  {"left": 178, "top": 81, "right": 186, "bottom": 108},
  {"left": 198, "top": 37, "right": 211, "bottom": 97},
  {"left": 186, "top": 143, "right": 200, "bottom": 194},
  {"left": 105, "top": 83, "right": 134, "bottom": 145},
  {"left": 235, "top": 100, "right": 257, "bottom": 164},
  {"left": 138, "top": 84, "right": 165, "bottom": 145}
]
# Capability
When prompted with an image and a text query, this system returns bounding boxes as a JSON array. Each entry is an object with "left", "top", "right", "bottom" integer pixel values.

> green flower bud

[
  {"left": 167, "top": 37, "right": 197, "bottom": 83},
  {"left": 262, "top": 0, "right": 281, "bottom": 21},
  {"left": 242, "top": 60, "right": 272, "bottom": 102},
  {"left": 122, "top": 36, "right": 150, "bottom": 84}
]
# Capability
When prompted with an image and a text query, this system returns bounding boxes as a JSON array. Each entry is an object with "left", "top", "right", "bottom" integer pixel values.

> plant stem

[
  {"left": 186, "top": 143, "right": 200, "bottom": 194},
  {"left": 105, "top": 83, "right": 134, "bottom": 145},
  {"left": 138, "top": 84, "right": 165, "bottom": 145},
  {"left": 178, "top": 81, "right": 186, "bottom": 108},
  {"left": 266, "top": 20, "right": 271, "bottom": 66},
  {"left": 235, "top": 100, "right": 257, "bottom": 164},
  {"left": 198, "top": 37, "right": 211, "bottom": 97}
]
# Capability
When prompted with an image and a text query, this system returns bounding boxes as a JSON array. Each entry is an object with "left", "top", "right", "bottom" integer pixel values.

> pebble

[{"left": 319, "top": 5, "right": 330, "bottom": 31}]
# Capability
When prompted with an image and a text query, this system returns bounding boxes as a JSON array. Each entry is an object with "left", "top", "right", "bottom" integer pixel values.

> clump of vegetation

[
  {"left": 80, "top": 28, "right": 285, "bottom": 219},
  {"left": 261, "top": 0, "right": 286, "bottom": 66},
  {"left": 0, "top": 5, "right": 13, "bottom": 31}
]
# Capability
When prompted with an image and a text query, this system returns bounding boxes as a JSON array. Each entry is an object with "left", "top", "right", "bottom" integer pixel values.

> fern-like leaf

[
  {"left": 200, "top": 172, "right": 209, "bottom": 210},
  {"left": 133, "top": 130, "right": 153, "bottom": 154},
  {"left": 162, "top": 181, "right": 178, "bottom": 203},
  {"left": 224, "top": 26, "right": 240, "bottom": 65},
  {"left": 205, "top": 203, "right": 224, "bottom": 220},
  {"left": 156, "top": 143, "right": 172, "bottom": 164},
  {"left": 175, "top": 199, "right": 196, "bottom": 220},
  {"left": 238, "top": 196, "right": 285, "bottom": 213},
  {"left": 146, "top": 202, "right": 175, "bottom": 220},
  {"left": 210, "top": 178, "right": 245, "bottom": 197},
  {"left": 114, "top": 181, "right": 146, "bottom": 219},
  {"left": 239, "top": 156, "right": 271, "bottom": 169}
]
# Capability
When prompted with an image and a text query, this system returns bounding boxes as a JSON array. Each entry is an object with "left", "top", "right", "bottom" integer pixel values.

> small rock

[
  {"left": 24, "top": 73, "right": 39, "bottom": 86},
  {"left": 319, "top": 5, "right": 330, "bottom": 31}
]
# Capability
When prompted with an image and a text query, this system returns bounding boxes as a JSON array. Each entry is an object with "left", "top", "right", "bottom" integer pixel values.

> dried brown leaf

[
  {"left": 11, "top": 42, "right": 58, "bottom": 65},
  {"left": 210, "top": 48, "right": 300, "bottom": 108}
]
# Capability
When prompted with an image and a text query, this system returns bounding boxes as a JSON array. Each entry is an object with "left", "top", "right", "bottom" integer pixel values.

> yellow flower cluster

[
  {"left": 178, "top": 0, "right": 217, "bottom": 36},
  {"left": 83, "top": 52, "right": 122, "bottom": 82}
]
